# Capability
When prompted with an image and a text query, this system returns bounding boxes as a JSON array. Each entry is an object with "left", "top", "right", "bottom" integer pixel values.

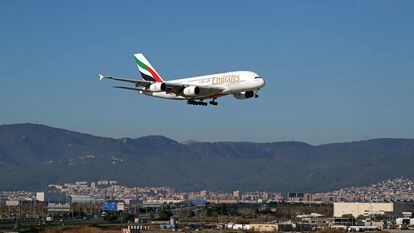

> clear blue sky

[{"left": 1, "top": 1, "right": 413, "bottom": 144}]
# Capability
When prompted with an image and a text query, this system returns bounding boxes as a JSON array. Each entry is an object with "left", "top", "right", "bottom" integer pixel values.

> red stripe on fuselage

[{"left": 200, "top": 93, "right": 227, "bottom": 99}]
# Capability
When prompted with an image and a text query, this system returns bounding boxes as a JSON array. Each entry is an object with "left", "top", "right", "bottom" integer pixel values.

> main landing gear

[
  {"left": 209, "top": 99, "right": 218, "bottom": 106},
  {"left": 187, "top": 99, "right": 218, "bottom": 106},
  {"left": 187, "top": 99, "right": 207, "bottom": 106}
]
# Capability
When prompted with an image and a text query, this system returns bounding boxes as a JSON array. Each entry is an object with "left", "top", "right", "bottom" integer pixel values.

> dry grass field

[{"left": 41, "top": 226, "right": 120, "bottom": 233}]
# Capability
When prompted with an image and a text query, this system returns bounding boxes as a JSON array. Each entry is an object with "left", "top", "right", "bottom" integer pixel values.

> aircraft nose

[{"left": 259, "top": 78, "right": 265, "bottom": 87}]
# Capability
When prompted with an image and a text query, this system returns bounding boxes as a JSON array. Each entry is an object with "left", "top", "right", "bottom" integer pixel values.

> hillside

[{"left": 0, "top": 123, "right": 413, "bottom": 192}]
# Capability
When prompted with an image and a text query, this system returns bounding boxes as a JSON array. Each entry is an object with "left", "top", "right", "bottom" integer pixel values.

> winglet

[{"left": 99, "top": 74, "right": 104, "bottom": 80}]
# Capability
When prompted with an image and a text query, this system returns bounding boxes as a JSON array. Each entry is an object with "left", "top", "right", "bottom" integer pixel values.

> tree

[{"left": 158, "top": 207, "right": 173, "bottom": 221}]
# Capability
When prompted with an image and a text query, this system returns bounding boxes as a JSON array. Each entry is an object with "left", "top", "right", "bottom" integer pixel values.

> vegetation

[
  {"left": 158, "top": 205, "right": 173, "bottom": 220},
  {"left": 2, "top": 123, "right": 414, "bottom": 192},
  {"left": 42, "top": 227, "right": 117, "bottom": 233}
]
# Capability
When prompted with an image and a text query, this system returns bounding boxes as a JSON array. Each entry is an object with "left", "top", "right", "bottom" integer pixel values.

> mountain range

[{"left": 0, "top": 123, "right": 413, "bottom": 192}]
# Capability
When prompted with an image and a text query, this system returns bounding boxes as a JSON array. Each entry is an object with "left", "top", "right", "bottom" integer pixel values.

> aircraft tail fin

[{"left": 133, "top": 53, "right": 164, "bottom": 83}]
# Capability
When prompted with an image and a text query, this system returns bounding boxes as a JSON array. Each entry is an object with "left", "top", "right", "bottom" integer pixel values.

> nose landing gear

[{"left": 254, "top": 90, "right": 259, "bottom": 98}]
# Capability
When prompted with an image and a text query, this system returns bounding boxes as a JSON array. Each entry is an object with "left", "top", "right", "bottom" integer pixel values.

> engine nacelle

[
  {"left": 233, "top": 91, "right": 254, "bottom": 100},
  {"left": 149, "top": 82, "right": 166, "bottom": 92},
  {"left": 183, "top": 86, "right": 200, "bottom": 96}
]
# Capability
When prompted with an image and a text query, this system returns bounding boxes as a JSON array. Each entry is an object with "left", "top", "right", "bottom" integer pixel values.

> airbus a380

[{"left": 100, "top": 53, "right": 265, "bottom": 106}]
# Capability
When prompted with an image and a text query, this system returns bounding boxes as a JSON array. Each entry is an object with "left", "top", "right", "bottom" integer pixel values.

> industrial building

[
  {"left": 333, "top": 202, "right": 393, "bottom": 217},
  {"left": 250, "top": 223, "right": 279, "bottom": 232},
  {"left": 47, "top": 203, "right": 71, "bottom": 212}
]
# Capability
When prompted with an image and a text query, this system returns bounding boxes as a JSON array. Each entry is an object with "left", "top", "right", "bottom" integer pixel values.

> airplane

[{"left": 99, "top": 53, "right": 265, "bottom": 106}]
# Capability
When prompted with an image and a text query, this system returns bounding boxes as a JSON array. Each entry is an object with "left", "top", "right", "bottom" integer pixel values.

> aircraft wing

[
  {"left": 99, "top": 74, "right": 150, "bottom": 87},
  {"left": 112, "top": 86, "right": 145, "bottom": 91},
  {"left": 164, "top": 82, "right": 225, "bottom": 96},
  {"left": 100, "top": 74, "right": 225, "bottom": 97}
]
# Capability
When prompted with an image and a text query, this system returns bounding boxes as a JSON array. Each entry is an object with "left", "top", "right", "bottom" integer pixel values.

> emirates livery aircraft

[{"left": 100, "top": 53, "right": 265, "bottom": 106}]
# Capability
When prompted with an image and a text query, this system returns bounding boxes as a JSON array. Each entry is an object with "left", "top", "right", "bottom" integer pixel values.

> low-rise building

[
  {"left": 70, "top": 195, "right": 97, "bottom": 203},
  {"left": 333, "top": 202, "right": 393, "bottom": 217},
  {"left": 396, "top": 212, "right": 414, "bottom": 227},
  {"left": 36, "top": 192, "right": 45, "bottom": 202},
  {"left": 226, "top": 223, "right": 251, "bottom": 230},
  {"left": 47, "top": 203, "right": 71, "bottom": 212},
  {"left": 250, "top": 223, "right": 278, "bottom": 232},
  {"left": 5, "top": 200, "right": 19, "bottom": 206}
]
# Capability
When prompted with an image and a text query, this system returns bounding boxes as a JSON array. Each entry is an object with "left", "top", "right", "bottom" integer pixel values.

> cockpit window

[{"left": 254, "top": 76, "right": 260, "bottom": 79}]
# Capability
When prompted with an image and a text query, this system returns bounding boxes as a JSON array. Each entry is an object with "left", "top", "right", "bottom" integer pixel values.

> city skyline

[{"left": 2, "top": 177, "right": 413, "bottom": 203}]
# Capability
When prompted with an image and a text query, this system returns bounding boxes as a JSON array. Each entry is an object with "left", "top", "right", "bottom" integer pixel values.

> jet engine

[
  {"left": 183, "top": 86, "right": 200, "bottom": 96},
  {"left": 233, "top": 91, "right": 254, "bottom": 99},
  {"left": 149, "top": 82, "right": 166, "bottom": 92}
]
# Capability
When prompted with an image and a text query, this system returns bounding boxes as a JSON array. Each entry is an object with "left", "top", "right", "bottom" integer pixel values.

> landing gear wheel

[
  {"left": 187, "top": 99, "right": 208, "bottom": 106},
  {"left": 209, "top": 99, "right": 218, "bottom": 106}
]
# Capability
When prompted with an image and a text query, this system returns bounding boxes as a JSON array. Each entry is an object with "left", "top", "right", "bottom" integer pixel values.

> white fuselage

[{"left": 142, "top": 71, "right": 265, "bottom": 100}]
